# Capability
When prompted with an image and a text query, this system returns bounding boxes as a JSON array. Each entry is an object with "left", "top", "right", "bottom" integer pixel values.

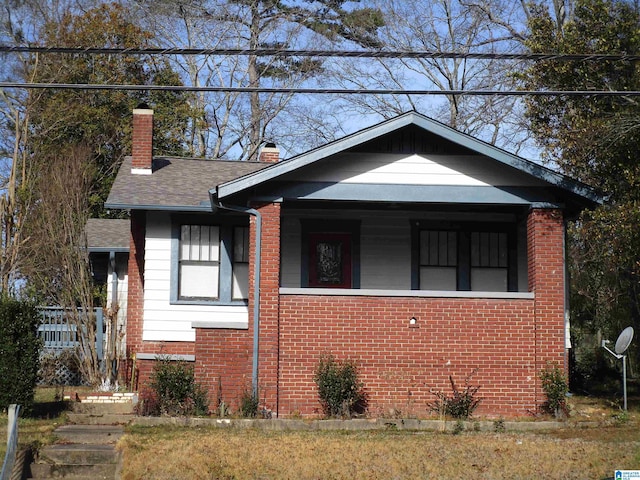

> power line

[
  {"left": 1, "top": 46, "right": 639, "bottom": 62},
  {"left": 1, "top": 82, "right": 639, "bottom": 96}
]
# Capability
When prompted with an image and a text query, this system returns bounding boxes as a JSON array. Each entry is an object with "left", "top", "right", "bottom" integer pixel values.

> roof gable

[{"left": 214, "top": 112, "right": 600, "bottom": 206}]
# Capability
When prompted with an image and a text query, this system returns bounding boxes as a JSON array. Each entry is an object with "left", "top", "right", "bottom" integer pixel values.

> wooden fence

[{"left": 38, "top": 307, "right": 104, "bottom": 360}]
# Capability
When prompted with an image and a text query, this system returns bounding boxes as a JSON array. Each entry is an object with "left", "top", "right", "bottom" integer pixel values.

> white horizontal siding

[
  {"left": 294, "top": 153, "right": 546, "bottom": 187},
  {"left": 360, "top": 214, "right": 411, "bottom": 289},
  {"left": 142, "top": 212, "right": 248, "bottom": 342}
]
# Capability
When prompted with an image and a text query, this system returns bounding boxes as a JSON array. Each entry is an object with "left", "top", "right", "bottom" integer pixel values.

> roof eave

[{"left": 104, "top": 202, "right": 213, "bottom": 212}]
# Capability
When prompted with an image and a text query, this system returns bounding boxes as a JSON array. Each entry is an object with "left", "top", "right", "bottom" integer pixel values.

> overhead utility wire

[
  {"left": 1, "top": 82, "right": 639, "bottom": 96},
  {"left": 1, "top": 45, "right": 639, "bottom": 62}
]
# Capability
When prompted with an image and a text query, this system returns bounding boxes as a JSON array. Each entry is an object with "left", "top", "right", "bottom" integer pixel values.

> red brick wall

[
  {"left": 190, "top": 202, "right": 282, "bottom": 413},
  {"left": 253, "top": 202, "right": 281, "bottom": 410},
  {"left": 126, "top": 211, "right": 145, "bottom": 363},
  {"left": 194, "top": 328, "right": 252, "bottom": 411},
  {"left": 277, "top": 295, "right": 537, "bottom": 417},
  {"left": 527, "top": 208, "right": 567, "bottom": 404},
  {"left": 271, "top": 207, "right": 566, "bottom": 418}
]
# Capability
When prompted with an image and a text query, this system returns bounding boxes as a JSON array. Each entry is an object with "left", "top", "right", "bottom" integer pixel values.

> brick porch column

[
  {"left": 249, "top": 202, "right": 281, "bottom": 415},
  {"left": 527, "top": 207, "right": 566, "bottom": 407},
  {"left": 126, "top": 210, "right": 145, "bottom": 386}
]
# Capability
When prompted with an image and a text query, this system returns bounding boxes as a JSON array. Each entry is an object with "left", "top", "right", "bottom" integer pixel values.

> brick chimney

[
  {"left": 259, "top": 143, "right": 279, "bottom": 163},
  {"left": 131, "top": 105, "right": 153, "bottom": 174}
]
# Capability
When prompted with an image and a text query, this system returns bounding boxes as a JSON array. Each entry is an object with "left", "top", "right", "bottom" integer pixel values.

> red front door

[{"left": 308, "top": 232, "right": 352, "bottom": 288}]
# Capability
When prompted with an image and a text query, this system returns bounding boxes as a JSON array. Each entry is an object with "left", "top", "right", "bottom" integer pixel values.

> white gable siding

[
  {"left": 142, "top": 212, "right": 248, "bottom": 342},
  {"left": 293, "top": 153, "right": 547, "bottom": 187}
]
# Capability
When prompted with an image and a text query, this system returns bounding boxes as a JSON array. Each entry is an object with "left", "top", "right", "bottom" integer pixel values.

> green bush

[
  {"left": 0, "top": 297, "right": 42, "bottom": 413},
  {"left": 539, "top": 362, "right": 568, "bottom": 418},
  {"left": 147, "top": 357, "right": 209, "bottom": 416},
  {"left": 428, "top": 373, "right": 482, "bottom": 419},
  {"left": 313, "top": 354, "right": 366, "bottom": 418},
  {"left": 238, "top": 388, "right": 259, "bottom": 418}
]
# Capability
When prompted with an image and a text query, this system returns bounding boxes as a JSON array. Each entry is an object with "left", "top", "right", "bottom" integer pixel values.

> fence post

[{"left": 6, "top": 405, "right": 17, "bottom": 445}]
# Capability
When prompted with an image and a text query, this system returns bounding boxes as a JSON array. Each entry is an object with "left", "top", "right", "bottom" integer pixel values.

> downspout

[
  {"left": 209, "top": 191, "right": 262, "bottom": 399},
  {"left": 563, "top": 218, "right": 571, "bottom": 373},
  {"left": 109, "top": 250, "right": 118, "bottom": 306},
  {"left": 109, "top": 250, "right": 118, "bottom": 380}
]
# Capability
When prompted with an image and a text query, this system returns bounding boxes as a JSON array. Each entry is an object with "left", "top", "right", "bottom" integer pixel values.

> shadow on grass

[{"left": 27, "top": 400, "right": 70, "bottom": 419}]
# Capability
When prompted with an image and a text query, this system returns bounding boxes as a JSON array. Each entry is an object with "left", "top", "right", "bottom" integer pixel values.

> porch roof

[
  {"left": 85, "top": 218, "right": 130, "bottom": 253},
  {"left": 213, "top": 112, "right": 601, "bottom": 210}
]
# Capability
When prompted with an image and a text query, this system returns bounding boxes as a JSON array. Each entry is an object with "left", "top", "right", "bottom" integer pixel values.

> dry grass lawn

[{"left": 118, "top": 420, "right": 640, "bottom": 479}]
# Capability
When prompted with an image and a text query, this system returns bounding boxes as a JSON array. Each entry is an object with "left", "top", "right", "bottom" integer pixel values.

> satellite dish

[{"left": 614, "top": 327, "right": 634, "bottom": 355}]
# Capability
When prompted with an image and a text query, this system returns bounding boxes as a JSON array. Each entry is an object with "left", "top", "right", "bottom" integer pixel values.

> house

[
  {"left": 106, "top": 106, "right": 600, "bottom": 417},
  {"left": 86, "top": 218, "right": 130, "bottom": 370}
]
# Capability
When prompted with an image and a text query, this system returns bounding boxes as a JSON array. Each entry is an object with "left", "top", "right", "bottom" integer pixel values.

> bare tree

[
  {"left": 21, "top": 145, "right": 103, "bottom": 385},
  {"left": 333, "top": 0, "right": 531, "bottom": 153},
  {"left": 133, "top": 0, "right": 383, "bottom": 159}
]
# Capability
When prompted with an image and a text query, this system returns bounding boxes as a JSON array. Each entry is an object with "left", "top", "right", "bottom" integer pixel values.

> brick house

[{"left": 106, "top": 106, "right": 600, "bottom": 417}]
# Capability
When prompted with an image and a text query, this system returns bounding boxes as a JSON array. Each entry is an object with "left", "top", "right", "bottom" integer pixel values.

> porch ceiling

[{"left": 249, "top": 181, "right": 564, "bottom": 207}]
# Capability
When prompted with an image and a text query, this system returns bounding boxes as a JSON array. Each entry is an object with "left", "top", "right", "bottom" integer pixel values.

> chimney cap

[
  {"left": 264, "top": 142, "right": 277, "bottom": 148},
  {"left": 136, "top": 102, "right": 151, "bottom": 110}
]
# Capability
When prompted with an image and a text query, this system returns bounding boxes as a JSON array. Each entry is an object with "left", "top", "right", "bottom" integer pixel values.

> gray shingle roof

[
  {"left": 85, "top": 218, "right": 130, "bottom": 251},
  {"left": 106, "top": 156, "right": 269, "bottom": 211}
]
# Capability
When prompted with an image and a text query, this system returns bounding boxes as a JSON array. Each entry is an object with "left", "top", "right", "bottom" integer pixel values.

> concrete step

[
  {"left": 25, "top": 424, "right": 123, "bottom": 479},
  {"left": 53, "top": 425, "right": 123, "bottom": 444},
  {"left": 66, "top": 412, "right": 133, "bottom": 425},
  {"left": 70, "top": 401, "right": 134, "bottom": 415},
  {"left": 27, "top": 461, "right": 117, "bottom": 479},
  {"left": 38, "top": 444, "right": 118, "bottom": 465}
]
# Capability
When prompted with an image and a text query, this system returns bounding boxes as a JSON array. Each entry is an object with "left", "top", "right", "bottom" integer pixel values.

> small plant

[
  {"left": 493, "top": 418, "right": 506, "bottom": 433},
  {"left": 313, "top": 354, "right": 367, "bottom": 418},
  {"left": 539, "top": 362, "right": 568, "bottom": 418},
  {"left": 147, "top": 356, "right": 209, "bottom": 416},
  {"left": 239, "top": 388, "right": 259, "bottom": 418},
  {"left": 135, "top": 387, "right": 160, "bottom": 416},
  {"left": 428, "top": 372, "right": 482, "bottom": 419},
  {"left": 452, "top": 419, "right": 465, "bottom": 435},
  {"left": 612, "top": 410, "right": 629, "bottom": 425}
]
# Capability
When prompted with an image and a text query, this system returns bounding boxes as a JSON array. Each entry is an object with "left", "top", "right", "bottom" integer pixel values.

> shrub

[
  {"left": 428, "top": 373, "right": 482, "bottom": 419},
  {"left": 238, "top": 388, "right": 259, "bottom": 418},
  {"left": 0, "top": 297, "right": 42, "bottom": 413},
  {"left": 134, "top": 387, "right": 160, "bottom": 416},
  {"left": 148, "top": 357, "right": 209, "bottom": 416},
  {"left": 452, "top": 419, "right": 465, "bottom": 435},
  {"left": 493, "top": 418, "right": 506, "bottom": 433},
  {"left": 539, "top": 362, "right": 568, "bottom": 418},
  {"left": 313, "top": 354, "right": 366, "bottom": 418}
]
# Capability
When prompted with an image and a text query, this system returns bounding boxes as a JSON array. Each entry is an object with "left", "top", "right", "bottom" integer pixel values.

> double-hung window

[
  {"left": 179, "top": 225, "right": 220, "bottom": 300},
  {"left": 174, "top": 221, "right": 250, "bottom": 304},
  {"left": 412, "top": 222, "right": 516, "bottom": 292},
  {"left": 232, "top": 226, "right": 250, "bottom": 300}
]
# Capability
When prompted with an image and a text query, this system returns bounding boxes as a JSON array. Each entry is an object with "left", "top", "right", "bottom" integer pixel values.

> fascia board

[{"left": 104, "top": 202, "right": 212, "bottom": 212}]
